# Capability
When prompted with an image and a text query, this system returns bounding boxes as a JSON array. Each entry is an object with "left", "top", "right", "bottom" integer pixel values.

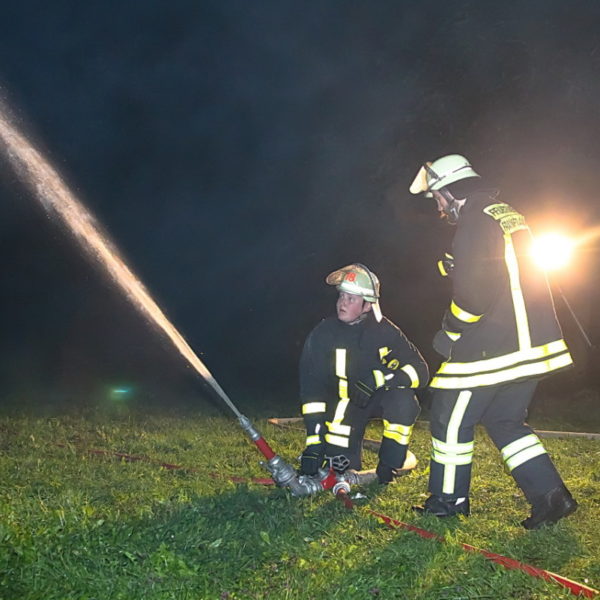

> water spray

[{"left": 0, "top": 109, "right": 312, "bottom": 492}]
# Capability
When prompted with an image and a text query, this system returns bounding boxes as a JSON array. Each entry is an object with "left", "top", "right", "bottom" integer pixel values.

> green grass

[{"left": 1, "top": 405, "right": 599, "bottom": 599}]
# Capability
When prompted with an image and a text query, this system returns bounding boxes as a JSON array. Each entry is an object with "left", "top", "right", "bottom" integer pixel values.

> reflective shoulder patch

[{"left": 483, "top": 203, "right": 528, "bottom": 234}]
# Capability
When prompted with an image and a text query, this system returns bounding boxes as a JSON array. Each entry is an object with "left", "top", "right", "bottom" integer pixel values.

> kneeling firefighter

[
  {"left": 409, "top": 154, "right": 577, "bottom": 528},
  {"left": 299, "top": 264, "right": 429, "bottom": 484}
]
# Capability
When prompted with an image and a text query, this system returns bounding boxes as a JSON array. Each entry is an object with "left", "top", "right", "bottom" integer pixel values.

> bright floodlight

[{"left": 531, "top": 233, "right": 573, "bottom": 271}]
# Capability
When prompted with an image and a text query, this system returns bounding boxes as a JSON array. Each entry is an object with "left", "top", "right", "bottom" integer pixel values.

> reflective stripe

[
  {"left": 438, "top": 260, "right": 448, "bottom": 277},
  {"left": 400, "top": 364, "right": 419, "bottom": 388},
  {"left": 379, "top": 347, "right": 391, "bottom": 360},
  {"left": 306, "top": 435, "right": 321, "bottom": 446},
  {"left": 504, "top": 233, "right": 531, "bottom": 350},
  {"left": 335, "top": 349, "right": 347, "bottom": 378},
  {"left": 501, "top": 434, "right": 547, "bottom": 471},
  {"left": 450, "top": 300, "right": 482, "bottom": 323},
  {"left": 384, "top": 421, "right": 413, "bottom": 435},
  {"left": 332, "top": 399, "right": 349, "bottom": 425},
  {"left": 373, "top": 370, "right": 385, "bottom": 388},
  {"left": 327, "top": 421, "right": 351, "bottom": 436},
  {"left": 432, "top": 451, "right": 472, "bottom": 465},
  {"left": 338, "top": 378, "right": 349, "bottom": 399},
  {"left": 336, "top": 349, "right": 349, "bottom": 399},
  {"left": 505, "top": 444, "right": 547, "bottom": 471},
  {"left": 442, "top": 390, "right": 472, "bottom": 495},
  {"left": 432, "top": 438, "right": 474, "bottom": 454},
  {"left": 446, "top": 331, "right": 461, "bottom": 341},
  {"left": 302, "top": 402, "right": 326, "bottom": 415},
  {"left": 500, "top": 434, "right": 539, "bottom": 460},
  {"left": 325, "top": 433, "right": 349, "bottom": 448},
  {"left": 383, "top": 420, "right": 413, "bottom": 445},
  {"left": 431, "top": 351, "right": 573, "bottom": 389},
  {"left": 437, "top": 340, "right": 568, "bottom": 375}
]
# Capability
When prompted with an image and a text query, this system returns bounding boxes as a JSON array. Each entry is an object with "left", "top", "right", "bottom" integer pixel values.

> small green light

[{"left": 109, "top": 386, "right": 134, "bottom": 401}]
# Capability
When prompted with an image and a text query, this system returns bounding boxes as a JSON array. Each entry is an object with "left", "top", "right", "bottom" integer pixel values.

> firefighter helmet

[
  {"left": 326, "top": 263, "right": 379, "bottom": 301},
  {"left": 326, "top": 263, "right": 382, "bottom": 322},
  {"left": 409, "top": 154, "right": 480, "bottom": 197}
]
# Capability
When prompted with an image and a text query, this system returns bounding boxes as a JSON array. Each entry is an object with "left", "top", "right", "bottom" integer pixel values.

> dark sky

[{"left": 0, "top": 1, "right": 599, "bottom": 409}]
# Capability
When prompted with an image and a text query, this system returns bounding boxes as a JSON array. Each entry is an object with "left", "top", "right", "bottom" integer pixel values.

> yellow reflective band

[
  {"left": 332, "top": 398, "right": 350, "bottom": 426},
  {"left": 400, "top": 364, "right": 419, "bottom": 388},
  {"left": 504, "top": 233, "right": 531, "bottom": 350},
  {"left": 379, "top": 347, "right": 392, "bottom": 361},
  {"left": 306, "top": 435, "right": 321, "bottom": 446},
  {"left": 450, "top": 300, "right": 482, "bottom": 323},
  {"left": 432, "top": 451, "right": 473, "bottom": 466},
  {"left": 432, "top": 438, "right": 474, "bottom": 454},
  {"left": 327, "top": 421, "right": 351, "bottom": 436},
  {"left": 505, "top": 444, "right": 547, "bottom": 472},
  {"left": 338, "top": 378, "right": 349, "bottom": 399},
  {"left": 383, "top": 421, "right": 413, "bottom": 445},
  {"left": 335, "top": 348, "right": 347, "bottom": 378},
  {"left": 302, "top": 402, "right": 327, "bottom": 415},
  {"left": 442, "top": 390, "right": 472, "bottom": 495},
  {"left": 431, "top": 352, "right": 573, "bottom": 389},
  {"left": 500, "top": 434, "right": 540, "bottom": 461},
  {"left": 437, "top": 260, "right": 448, "bottom": 277},
  {"left": 383, "top": 430, "right": 411, "bottom": 445},
  {"left": 324, "top": 433, "right": 349, "bottom": 448},
  {"left": 373, "top": 370, "right": 385, "bottom": 388},
  {"left": 446, "top": 331, "right": 461, "bottom": 341},
  {"left": 387, "top": 359, "right": 400, "bottom": 370},
  {"left": 437, "top": 340, "right": 569, "bottom": 375},
  {"left": 383, "top": 420, "right": 413, "bottom": 435}
]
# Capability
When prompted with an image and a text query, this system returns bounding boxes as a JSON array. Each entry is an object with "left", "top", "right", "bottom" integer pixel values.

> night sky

[{"left": 0, "top": 1, "right": 599, "bottom": 411}]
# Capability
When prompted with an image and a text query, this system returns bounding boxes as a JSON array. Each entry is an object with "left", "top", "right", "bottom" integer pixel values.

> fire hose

[{"left": 70, "top": 441, "right": 598, "bottom": 598}]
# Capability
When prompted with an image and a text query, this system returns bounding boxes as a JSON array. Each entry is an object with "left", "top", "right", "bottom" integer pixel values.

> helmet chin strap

[
  {"left": 424, "top": 162, "right": 464, "bottom": 224},
  {"left": 437, "top": 187, "right": 464, "bottom": 225}
]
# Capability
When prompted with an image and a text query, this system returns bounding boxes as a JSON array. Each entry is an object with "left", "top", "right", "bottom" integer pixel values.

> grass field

[{"left": 1, "top": 400, "right": 599, "bottom": 600}]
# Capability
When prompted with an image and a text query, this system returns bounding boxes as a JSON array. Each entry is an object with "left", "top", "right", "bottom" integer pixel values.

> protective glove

[
  {"left": 433, "top": 329, "right": 454, "bottom": 359},
  {"left": 299, "top": 444, "right": 324, "bottom": 476},
  {"left": 376, "top": 462, "right": 399, "bottom": 485},
  {"left": 349, "top": 378, "right": 374, "bottom": 408}
]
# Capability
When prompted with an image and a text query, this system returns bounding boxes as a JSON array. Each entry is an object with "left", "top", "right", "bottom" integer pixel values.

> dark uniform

[
  {"left": 300, "top": 311, "right": 429, "bottom": 474},
  {"left": 428, "top": 191, "right": 573, "bottom": 508}
]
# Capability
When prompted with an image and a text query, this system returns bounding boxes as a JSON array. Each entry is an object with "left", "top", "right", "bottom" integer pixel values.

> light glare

[{"left": 531, "top": 233, "right": 573, "bottom": 271}]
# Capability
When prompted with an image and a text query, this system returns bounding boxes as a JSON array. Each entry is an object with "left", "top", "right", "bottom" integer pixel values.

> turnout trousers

[
  {"left": 428, "top": 379, "right": 564, "bottom": 503},
  {"left": 324, "top": 387, "right": 420, "bottom": 471}
]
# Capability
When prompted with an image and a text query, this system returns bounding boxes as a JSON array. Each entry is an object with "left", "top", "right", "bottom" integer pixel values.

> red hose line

[
  {"left": 62, "top": 443, "right": 597, "bottom": 597},
  {"left": 62, "top": 445, "right": 274, "bottom": 485},
  {"left": 369, "top": 509, "right": 598, "bottom": 598}
]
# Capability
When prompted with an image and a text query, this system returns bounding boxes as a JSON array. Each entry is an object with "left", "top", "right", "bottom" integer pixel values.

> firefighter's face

[
  {"left": 336, "top": 291, "right": 371, "bottom": 323},
  {"left": 432, "top": 190, "right": 450, "bottom": 217}
]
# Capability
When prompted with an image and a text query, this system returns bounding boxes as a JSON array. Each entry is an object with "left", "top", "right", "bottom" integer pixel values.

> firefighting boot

[
  {"left": 413, "top": 494, "right": 470, "bottom": 517},
  {"left": 376, "top": 462, "right": 400, "bottom": 484},
  {"left": 521, "top": 485, "right": 578, "bottom": 530}
]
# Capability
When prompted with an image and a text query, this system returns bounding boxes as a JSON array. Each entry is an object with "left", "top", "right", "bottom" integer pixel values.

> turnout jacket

[
  {"left": 300, "top": 312, "right": 429, "bottom": 444},
  {"left": 430, "top": 191, "right": 573, "bottom": 389}
]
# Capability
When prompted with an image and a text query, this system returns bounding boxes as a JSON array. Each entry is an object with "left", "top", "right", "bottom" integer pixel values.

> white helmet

[
  {"left": 326, "top": 263, "right": 382, "bottom": 322},
  {"left": 409, "top": 154, "right": 480, "bottom": 197}
]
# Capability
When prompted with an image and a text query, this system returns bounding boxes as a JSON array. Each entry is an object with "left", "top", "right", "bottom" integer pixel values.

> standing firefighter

[
  {"left": 299, "top": 264, "right": 429, "bottom": 484},
  {"left": 409, "top": 154, "right": 577, "bottom": 528}
]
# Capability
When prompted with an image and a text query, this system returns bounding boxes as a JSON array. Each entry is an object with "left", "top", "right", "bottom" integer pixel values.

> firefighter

[
  {"left": 409, "top": 154, "right": 577, "bottom": 528},
  {"left": 298, "top": 263, "right": 429, "bottom": 484}
]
